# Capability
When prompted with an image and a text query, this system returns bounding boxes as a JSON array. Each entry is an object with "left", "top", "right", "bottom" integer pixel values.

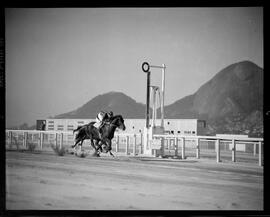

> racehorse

[{"left": 71, "top": 115, "right": 126, "bottom": 157}]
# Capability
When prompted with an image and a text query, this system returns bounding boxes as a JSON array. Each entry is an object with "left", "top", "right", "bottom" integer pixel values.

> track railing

[
  {"left": 152, "top": 134, "right": 263, "bottom": 166},
  {"left": 6, "top": 130, "right": 263, "bottom": 166},
  {"left": 5, "top": 130, "right": 143, "bottom": 156}
]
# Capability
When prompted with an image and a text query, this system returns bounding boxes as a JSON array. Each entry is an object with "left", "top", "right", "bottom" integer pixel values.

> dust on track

[{"left": 6, "top": 151, "right": 263, "bottom": 210}]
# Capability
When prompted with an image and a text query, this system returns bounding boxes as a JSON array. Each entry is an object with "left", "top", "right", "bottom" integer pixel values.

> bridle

[
  {"left": 107, "top": 118, "right": 120, "bottom": 128},
  {"left": 105, "top": 116, "right": 123, "bottom": 128}
]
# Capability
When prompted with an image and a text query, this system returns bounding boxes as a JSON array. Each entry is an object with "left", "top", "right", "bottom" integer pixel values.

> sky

[{"left": 5, "top": 7, "right": 263, "bottom": 127}]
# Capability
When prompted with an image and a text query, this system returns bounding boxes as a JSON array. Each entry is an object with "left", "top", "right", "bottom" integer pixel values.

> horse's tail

[{"left": 73, "top": 125, "right": 83, "bottom": 134}]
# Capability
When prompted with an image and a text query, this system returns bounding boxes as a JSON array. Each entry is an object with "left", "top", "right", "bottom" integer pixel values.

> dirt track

[{"left": 6, "top": 150, "right": 263, "bottom": 210}]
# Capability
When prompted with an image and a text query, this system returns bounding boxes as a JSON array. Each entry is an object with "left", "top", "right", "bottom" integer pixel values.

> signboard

[{"left": 150, "top": 139, "right": 162, "bottom": 149}]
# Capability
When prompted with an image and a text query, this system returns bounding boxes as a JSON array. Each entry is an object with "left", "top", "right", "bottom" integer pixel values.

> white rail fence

[
  {"left": 6, "top": 130, "right": 263, "bottom": 166},
  {"left": 153, "top": 134, "right": 263, "bottom": 166},
  {"left": 5, "top": 130, "right": 143, "bottom": 156}
]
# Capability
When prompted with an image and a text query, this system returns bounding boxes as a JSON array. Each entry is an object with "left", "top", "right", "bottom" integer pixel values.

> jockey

[{"left": 95, "top": 111, "right": 114, "bottom": 138}]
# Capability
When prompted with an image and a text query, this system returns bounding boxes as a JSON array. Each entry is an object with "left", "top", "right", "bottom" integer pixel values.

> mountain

[
  {"left": 54, "top": 91, "right": 146, "bottom": 119},
  {"left": 165, "top": 61, "right": 263, "bottom": 118},
  {"left": 54, "top": 60, "right": 263, "bottom": 137},
  {"left": 164, "top": 60, "right": 263, "bottom": 137}
]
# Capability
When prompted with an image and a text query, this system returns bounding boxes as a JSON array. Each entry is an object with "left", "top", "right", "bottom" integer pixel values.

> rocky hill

[
  {"left": 55, "top": 91, "right": 146, "bottom": 119},
  {"left": 164, "top": 61, "right": 263, "bottom": 137}
]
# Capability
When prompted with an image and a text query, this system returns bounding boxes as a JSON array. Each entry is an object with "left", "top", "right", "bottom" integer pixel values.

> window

[
  {"left": 57, "top": 125, "right": 64, "bottom": 131},
  {"left": 170, "top": 130, "right": 174, "bottom": 134},
  {"left": 192, "top": 131, "right": 196, "bottom": 134},
  {"left": 167, "top": 122, "right": 170, "bottom": 125},
  {"left": 177, "top": 131, "right": 181, "bottom": 134},
  {"left": 198, "top": 120, "right": 206, "bottom": 128},
  {"left": 48, "top": 121, "right": 54, "bottom": 124},
  {"left": 67, "top": 125, "right": 74, "bottom": 131},
  {"left": 48, "top": 124, "right": 54, "bottom": 131}
]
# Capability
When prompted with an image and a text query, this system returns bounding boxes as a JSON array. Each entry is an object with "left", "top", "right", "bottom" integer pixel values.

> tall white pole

[
  {"left": 154, "top": 89, "right": 158, "bottom": 126},
  {"left": 161, "top": 64, "right": 166, "bottom": 128},
  {"left": 150, "top": 86, "right": 154, "bottom": 127},
  {"left": 153, "top": 89, "right": 156, "bottom": 127}
]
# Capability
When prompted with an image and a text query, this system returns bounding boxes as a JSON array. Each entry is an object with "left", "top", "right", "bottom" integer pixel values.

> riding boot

[
  {"left": 98, "top": 127, "right": 102, "bottom": 139},
  {"left": 98, "top": 122, "right": 104, "bottom": 139}
]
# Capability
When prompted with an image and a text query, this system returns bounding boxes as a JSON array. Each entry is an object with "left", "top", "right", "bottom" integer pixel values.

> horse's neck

[
  {"left": 103, "top": 124, "right": 117, "bottom": 139},
  {"left": 100, "top": 116, "right": 120, "bottom": 139}
]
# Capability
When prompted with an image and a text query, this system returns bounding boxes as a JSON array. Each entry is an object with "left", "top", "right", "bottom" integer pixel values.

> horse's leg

[
  {"left": 89, "top": 139, "right": 96, "bottom": 150},
  {"left": 94, "top": 139, "right": 102, "bottom": 153},
  {"left": 71, "top": 138, "right": 81, "bottom": 149},
  {"left": 90, "top": 139, "right": 100, "bottom": 157},
  {"left": 79, "top": 138, "right": 84, "bottom": 151},
  {"left": 109, "top": 150, "right": 115, "bottom": 157},
  {"left": 97, "top": 140, "right": 105, "bottom": 155},
  {"left": 102, "top": 139, "right": 111, "bottom": 153},
  {"left": 102, "top": 139, "right": 114, "bottom": 157},
  {"left": 106, "top": 140, "right": 115, "bottom": 157}
]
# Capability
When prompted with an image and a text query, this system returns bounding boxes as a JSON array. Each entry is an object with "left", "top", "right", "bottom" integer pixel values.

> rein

[
  {"left": 104, "top": 116, "right": 121, "bottom": 128},
  {"left": 105, "top": 119, "right": 117, "bottom": 127}
]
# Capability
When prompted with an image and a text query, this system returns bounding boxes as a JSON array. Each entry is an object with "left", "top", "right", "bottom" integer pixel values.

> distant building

[{"left": 37, "top": 118, "right": 207, "bottom": 136}]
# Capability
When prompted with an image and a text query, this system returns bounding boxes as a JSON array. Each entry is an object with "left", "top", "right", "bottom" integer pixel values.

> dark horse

[{"left": 71, "top": 115, "right": 126, "bottom": 156}]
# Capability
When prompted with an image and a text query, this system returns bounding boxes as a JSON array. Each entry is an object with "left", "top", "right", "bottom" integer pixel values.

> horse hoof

[
  {"left": 76, "top": 150, "right": 87, "bottom": 158},
  {"left": 92, "top": 152, "right": 100, "bottom": 157}
]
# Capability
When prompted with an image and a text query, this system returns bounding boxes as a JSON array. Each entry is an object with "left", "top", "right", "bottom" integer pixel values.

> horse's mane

[
  {"left": 107, "top": 115, "right": 123, "bottom": 125},
  {"left": 111, "top": 115, "right": 123, "bottom": 121}
]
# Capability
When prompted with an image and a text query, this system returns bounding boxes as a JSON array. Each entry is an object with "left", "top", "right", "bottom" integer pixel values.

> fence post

[
  {"left": 41, "top": 133, "right": 44, "bottom": 149},
  {"left": 216, "top": 139, "right": 221, "bottom": 163},
  {"left": 55, "top": 133, "right": 58, "bottom": 148},
  {"left": 126, "top": 135, "right": 129, "bottom": 155},
  {"left": 60, "top": 133, "right": 63, "bottom": 149},
  {"left": 39, "top": 132, "right": 44, "bottom": 150},
  {"left": 253, "top": 143, "right": 257, "bottom": 156},
  {"left": 181, "top": 138, "right": 185, "bottom": 159},
  {"left": 196, "top": 138, "right": 200, "bottom": 159},
  {"left": 23, "top": 132, "right": 27, "bottom": 148},
  {"left": 232, "top": 139, "right": 236, "bottom": 162},
  {"left": 140, "top": 133, "right": 143, "bottom": 154},
  {"left": 167, "top": 138, "right": 171, "bottom": 155},
  {"left": 174, "top": 137, "right": 178, "bottom": 157},
  {"left": 9, "top": 131, "right": 13, "bottom": 149},
  {"left": 115, "top": 135, "right": 119, "bottom": 153},
  {"left": 259, "top": 141, "right": 262, "bottom": 166},
  {"left": 160, "top": 137, "right": 164, "bottom": 157},
  {"left": 133, "top": 134, "right": 137, "bottom": 156}
]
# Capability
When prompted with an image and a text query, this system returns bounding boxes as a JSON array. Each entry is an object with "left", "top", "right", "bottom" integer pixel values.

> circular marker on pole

[{"left": 142, "top": 62, "right": 150, "bottom": 73}]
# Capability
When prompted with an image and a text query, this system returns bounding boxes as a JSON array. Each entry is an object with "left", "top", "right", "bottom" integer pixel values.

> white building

[{"left": 37, "top": 118, "right": 207, "bottom": 136}]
